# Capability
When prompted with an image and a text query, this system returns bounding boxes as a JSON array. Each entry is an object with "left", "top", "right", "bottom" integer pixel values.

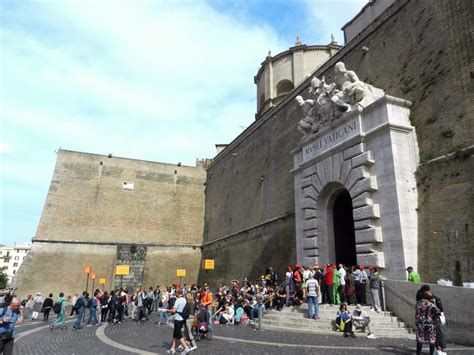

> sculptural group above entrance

[{"left": 296, "top": 62, "right": 384, "bottom": 139}]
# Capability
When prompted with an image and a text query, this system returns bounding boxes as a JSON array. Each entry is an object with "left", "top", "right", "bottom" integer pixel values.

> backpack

[
  {"left": 53, "top": 301, "right": 62, "bottom": 314},
  {"left": 178, "top": 302, "right": 191, "bottom": 319}
]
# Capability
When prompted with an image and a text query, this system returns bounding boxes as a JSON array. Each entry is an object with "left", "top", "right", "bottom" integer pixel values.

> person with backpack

[
  {"left": 0, "top": 297, "right": 25, "bottom": 355},
  {"left": 86, "top": 291, "right": 99, "bottom": 326},
  {"left": 73, "top": 291, "right": 86, "bottom": 330},
  {"left": 136, "top": 287, "right": 149, "bottom": 322},
  {"left": 166, "top": 288, "right": 196, "bottom": 354},
  {"left": 50, "top": 293, "right": 70, "bottom": 330},
  {"left": 41, "top": 293, "right": 54, "bottom": 322}
]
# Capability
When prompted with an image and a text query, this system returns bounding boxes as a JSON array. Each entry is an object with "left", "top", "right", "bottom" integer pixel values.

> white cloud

[{"left": 0, "top": 143, "right": 13, "bottom": 155}]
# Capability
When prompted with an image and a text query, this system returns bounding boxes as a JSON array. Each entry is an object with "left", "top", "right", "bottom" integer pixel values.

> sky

[{"left": 0, "top": 0, "right": 367, "bottom": 246}]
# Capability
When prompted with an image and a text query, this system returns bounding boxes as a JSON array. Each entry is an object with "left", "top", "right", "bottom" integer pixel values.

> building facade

[{"left": 0, "top": 243, "right": 31, "bottom": 285}]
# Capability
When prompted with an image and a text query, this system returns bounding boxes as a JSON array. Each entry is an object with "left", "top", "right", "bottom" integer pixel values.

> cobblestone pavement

[{"left": 12, "top": 313, "right": 474, "bottom": 354}]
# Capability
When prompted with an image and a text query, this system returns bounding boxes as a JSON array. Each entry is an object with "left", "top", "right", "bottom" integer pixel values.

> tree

[{"left": 0, "top": 271, "right": 8, "bottom": 289}]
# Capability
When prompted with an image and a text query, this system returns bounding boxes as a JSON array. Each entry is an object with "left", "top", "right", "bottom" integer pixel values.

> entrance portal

[{"left": 333, "top": 190, "right": 357, "bottom": 266}]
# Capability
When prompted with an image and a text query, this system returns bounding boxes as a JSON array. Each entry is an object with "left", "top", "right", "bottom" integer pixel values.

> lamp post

[
  {"left": 91, "top": 273, "right": 96, "bottom": 293},
  {"left": 84, "top": 266, "right": 91, "bottom": 294}
]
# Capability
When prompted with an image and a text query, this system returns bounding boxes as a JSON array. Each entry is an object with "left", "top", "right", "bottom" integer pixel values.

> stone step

[
  {"left": 261, "top": 319, "right": 410, "bottom": 333},
  {"left": 269, "top": 312, "right": 399, "bottom": 323},
  {"left": 262, "top": 314, "right": 406, "bottom": 327},
  {"left": 261, "top": 324, "right": 416, "bottom": 340}
]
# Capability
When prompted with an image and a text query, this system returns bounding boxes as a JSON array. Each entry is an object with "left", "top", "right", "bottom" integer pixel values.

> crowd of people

[{"left": 0, "top": 263, "right": 446, "bottom": 355}]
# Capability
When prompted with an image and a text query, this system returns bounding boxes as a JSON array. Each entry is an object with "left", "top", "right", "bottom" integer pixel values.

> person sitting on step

[{"left": 352, "top": 304, "right": 376, "bottom": 339}]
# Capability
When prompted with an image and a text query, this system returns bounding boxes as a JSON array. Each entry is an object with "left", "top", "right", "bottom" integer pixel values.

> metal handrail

[{"left": 381, "top": 281, "right": 416, "bottom": 309}]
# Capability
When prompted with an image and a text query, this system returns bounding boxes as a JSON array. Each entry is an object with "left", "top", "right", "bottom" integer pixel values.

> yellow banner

[
  {"left": 99, "top": 278, "right": 106, "bottom": 285},
  {"left": 176, "top": 269, "right": 186, "bottom": 277},
  {"left": 115, "top": 265, "right": 130, "bottom": 276},
  {"left": 203, "top": 259, "right": 215, "bottom": 270}
]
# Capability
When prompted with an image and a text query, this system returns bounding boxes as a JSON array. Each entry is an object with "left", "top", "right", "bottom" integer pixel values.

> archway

[{"left": 332, "top": 190, "right": 357, "bottom": 266}]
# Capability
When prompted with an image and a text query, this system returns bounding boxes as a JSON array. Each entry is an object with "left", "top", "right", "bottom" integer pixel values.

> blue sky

[{"left": 0, "top": 0, "right": 366, "bottom": 246}]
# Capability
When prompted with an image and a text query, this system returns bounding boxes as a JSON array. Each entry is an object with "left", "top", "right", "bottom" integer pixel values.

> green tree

[{"left": 0, "top": 271, "right": 8, "bottom": 289}]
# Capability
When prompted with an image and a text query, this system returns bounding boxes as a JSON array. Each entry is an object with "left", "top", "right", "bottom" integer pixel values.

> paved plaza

[{"left": 11, "top": 312, "right": 474, "bottom": 354}]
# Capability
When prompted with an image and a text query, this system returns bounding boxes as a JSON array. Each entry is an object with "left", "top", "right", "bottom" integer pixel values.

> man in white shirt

[
  {"left": 338, "top": 265, "right": 347, "bottom": 303},
  {"left": 167, "top": 289, "right": 196, "bottom": 354},
  {"left": 305, "top": 274, "right": 320, "bottom": 320}
]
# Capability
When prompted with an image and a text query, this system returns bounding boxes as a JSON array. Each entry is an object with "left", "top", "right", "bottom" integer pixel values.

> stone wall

[
  {"left": 35, "top": 150, "right": 206, "bottom": 245},
  {"left": 201, "top": 0, "right": 473, "bottom": 284},
  {"left": 383, "top": 279, "right": 474, "bottom": 345},
  {"left": 14, "top": 150, "right": 206, "bottom": 296}
]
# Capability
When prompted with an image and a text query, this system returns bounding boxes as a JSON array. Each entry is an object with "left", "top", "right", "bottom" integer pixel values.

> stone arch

[
  {"left": 276, "top": 79, "right": 294, "bottom": 96},
  {"left": 299, "top": 143, "right": 384, "bottom": 268}
]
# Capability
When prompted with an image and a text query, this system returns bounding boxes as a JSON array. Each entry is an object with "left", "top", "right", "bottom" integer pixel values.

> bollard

[{"left": 258, "top": 303, "right": 262, "bottom": 330}]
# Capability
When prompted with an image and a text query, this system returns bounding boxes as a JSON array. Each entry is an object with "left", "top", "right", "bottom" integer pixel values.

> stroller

[{"left": 192, "top": 307, "right": 211, "bottom": 341}]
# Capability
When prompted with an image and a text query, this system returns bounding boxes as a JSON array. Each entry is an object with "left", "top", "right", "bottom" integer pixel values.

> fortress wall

[
  {"left": 35, "top": 150, "right": 206, "bottom": 245},
  {"left": 201, "top": 0, "right": 473, "bottom": 284},
  {"left": 14, "top": 150, "right": 206, "bottom": 295}
]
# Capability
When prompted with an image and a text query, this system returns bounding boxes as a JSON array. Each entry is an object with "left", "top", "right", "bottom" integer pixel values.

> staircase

[{"left": 261, "top": 303, "right": 415, "bottom": 339}]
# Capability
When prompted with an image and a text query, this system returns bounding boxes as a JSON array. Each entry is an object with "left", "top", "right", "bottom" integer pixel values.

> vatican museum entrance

[{"left": 332, "top": 189, "right": 357, "bottom": 266}]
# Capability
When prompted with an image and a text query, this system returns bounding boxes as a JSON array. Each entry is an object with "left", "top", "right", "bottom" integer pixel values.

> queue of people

[{"left": 0, "top": 263, "right": 446, "bottom": 355}]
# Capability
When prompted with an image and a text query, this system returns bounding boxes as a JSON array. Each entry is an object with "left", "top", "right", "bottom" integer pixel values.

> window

[
  {"left": 14, "top": 256, "right": 19, "bottom": 260},
  {"left": 16, "top": 250, "right": 19, "bottom": 253},
  {"left": 276, "top": 79, "right": 294, "bottom": 96},
  {"left": 23, "top": 256, "right": 26, "bottom": 260},
  {"left": 2, "top": 266, "right": 7, "bottom": 270},
  {"left": 13, "top": 270, "right": 16, "bottom": 274},
  {"left": 0, "top": 251, "right": 2, "bottom": 255},
  {"left": 13, "top": 262, "right": 18, "bottom": 267}
]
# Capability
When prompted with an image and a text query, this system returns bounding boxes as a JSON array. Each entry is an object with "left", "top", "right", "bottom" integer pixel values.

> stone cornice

[{"left": 33, "top": 238, "right": 201, "bottom": 249}]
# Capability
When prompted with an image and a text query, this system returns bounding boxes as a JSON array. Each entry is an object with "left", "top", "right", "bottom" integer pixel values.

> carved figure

[
  {"left": 296, "top": 62, "right": 384, "bottom": 139},
  {"left": 331, "top": 62, "right": 368, "bottom": 112},
  {"left": 296, "top": 96, "right": 317, "bottom": 138}
]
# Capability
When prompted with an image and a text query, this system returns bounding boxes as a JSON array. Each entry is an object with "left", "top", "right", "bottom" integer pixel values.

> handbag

[
  {"left": 339, "top": 319, "right": 345, "bottom": 332},
  {"left": 439, "top": 312, "right": 446, "bottom": 325}
]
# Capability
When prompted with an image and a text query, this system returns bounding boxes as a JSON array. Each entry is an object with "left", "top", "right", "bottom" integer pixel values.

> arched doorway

[{"left": 332, "top": 190, "right": 357, "bottom": 266}]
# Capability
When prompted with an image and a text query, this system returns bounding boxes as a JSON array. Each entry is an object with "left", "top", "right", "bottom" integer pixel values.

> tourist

[
  {"left": 416, "top": 285, "right": 446, "bottom": 355},
  {"left": 368, "top": 266, "right": 381, "bottom": 313},
  {"left": 332, "top": 265, "right": 341, "bottom": 305},
  {"left": 285, "top": 266, "right": 293, "bottom": 306},
  {"left": 73, "top": 291, "right": 86, "bottom": 330},
  {"left": 147, "top": 287, "right": 155, "bottom": 315},
  {"left": 50, "top": 293, "right": 70, "bottom": 330},
  {"left": 353, "top": 265, "right": 368, "bottom": 304},
  {"left": 323, "top": 264, "right": 334, "bottom": 305},
  {"left": 86, "top": 291, "right": 99, "bottom": 326},
  {"left": 31, "top": 292, "right": 43, "bottom": 320},
  {"left": 41, "top": 293, "right": 54, "bottom": 321},
  {"left": 305, "top": 273, "right": 320, "bottom": 320},
  {"left": 200, "top": 285, "right": 214, "bottom": 338},
  {"left": 153, "top": 285, "right": 161, "bottom": 312},
  {"left": 407, "top": 266, "right": 421, "bottom": 283},
  {"left": 159, "top": 286, "right": 170, "bottom": 325},
  {"left": 218, "top": 302, "right": 235, "bottom": 325},
  {"left": 338, "top": 264, "right": 347, "bottom": 304},
  {"left": 22, "top": 295, "right": 32, "bottom": 319},
  {"left": 313, "top": 264, "right": 324, "bottom": 304},
  {"left": 108, "top": 290, "right": 118, "bottom": 323},
  {"left": 293, "top": 264, "right": 303, "bottom": 305},
  {"left": 70, "top": 292, "right": 79, "bottom": 317},
  {"left": 0, "top": 297, "right": 25, "bottom": 355},
  {"left": 352, "top": 304, "right": 376, "bottom": 339},
  {"left": 100, "top": 291, "right": 109, "bottom": 323},
  {"left": 335, "top": 303, "right": 355, "bottom": 338},
  {"left": 136, "top": 287, "right": 149, "bottom": 322},
  {"left": 166, "top": 288, "right": 196, "bottom": 354},
  {"left": 415, "top": 290, "right": 440, "bottom": 355}
]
